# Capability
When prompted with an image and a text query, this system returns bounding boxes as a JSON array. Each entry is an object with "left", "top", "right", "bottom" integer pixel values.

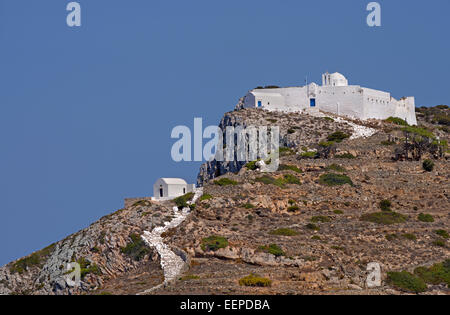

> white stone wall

[
  {"left": 243, "top": 73, "right": 417, "bottom": 125},
  {"left": 395, "top": 97, "right": 417, "bottom": 125},
  {"left": 153, "top": 179, "right": 190, "bottom": 200},
  {"left": 167, "top": 184, "right": 189, "bottom": 197},
  {"left": 317, "top": 86, "right": 365, "bottom": 119},
  {"left": 244, "top": 91, "right": 286, "bottom": 111},
  {"left": 244, "top": 87, "right": 309, "bottom": 112},
  {"left": 362, "top": 87, "right": 396, "bottom": 120}
]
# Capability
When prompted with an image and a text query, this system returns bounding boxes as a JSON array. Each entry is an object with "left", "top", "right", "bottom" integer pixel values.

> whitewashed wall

[
  {"left": 362, "top": 87, "right": 396, "bottom": 120},
  {"left": 317, "top": 86, "right": 365, "bottom": 119},
  {"left": 167, "top": 184, "right": 189, "bottom": 198},
  {"left": 395, "top": 97, "right": 417, "bottom": 125},
  {"left": 243, "top": 77, "right": 417, "bottom": 124}
]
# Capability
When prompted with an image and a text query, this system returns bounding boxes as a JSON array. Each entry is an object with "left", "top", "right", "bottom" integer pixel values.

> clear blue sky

[{"left": 0, "top": 0, "right": 449, "bottom": 265}]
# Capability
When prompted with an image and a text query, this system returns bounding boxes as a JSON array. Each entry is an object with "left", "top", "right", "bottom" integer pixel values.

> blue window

[
  {"left": 310, "top": 98, "right": 316, "bottom": 107},
  {"left": 257, "top": 101, "right": 262, "bottom": 107}
]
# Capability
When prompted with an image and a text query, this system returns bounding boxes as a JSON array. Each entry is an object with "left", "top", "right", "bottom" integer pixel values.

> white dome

[
  {"left": 330, "top": 72, "right": 348, "bottom": 86},
  {"left": 323, "top": 72, "right": 348, "bottom": 87}
]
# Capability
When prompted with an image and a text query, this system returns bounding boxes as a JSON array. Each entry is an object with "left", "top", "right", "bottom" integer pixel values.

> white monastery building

[
  {"left": 243, "top": 72, "right": 417, "bottom": 125},
  {"left": 152, "top": 178, "right": 195, "bottom": 201}
]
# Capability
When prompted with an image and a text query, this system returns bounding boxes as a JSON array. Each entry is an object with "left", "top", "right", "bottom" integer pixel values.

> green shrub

[
  {"left": 200, "top": 194, "right": 213, "bottom": 201},
  {"left": 402, "top": 126, "right": 435, "bottom": 139},
  {"left": 381, "top": 140, "right": 395, "bottom": 146},
  {"left": 282, "top": 174, "right": 301, "bottom": 185},
  {"left": 258, "top": 244, "right": 285, "bottom": 257},
  {"left": 387, "top": 271, "right": 427, "bottom": 293},
  {"left": 239, "top": 274, "right": 272, "bottom": 287},
  {"left": 323, "top": 117, "right": 334, "bottom": 122},
  {"left": 311, "top": 235, "right": 321, "bottom": 240},
  {"left": 10, "top": 244, "right": 56, "bottom": 274},
  {"left": 201, "top": 236, "right": 228, "bottom": 252},
  {"left": 379, "top": 199, "right": 392, "bottom": 211},
  {"left": 179, "top": 274, "right": 201, "bottom": 281},
  {"left": 385, "top": 117, "right": 409, "bottom": 126},
  {"left": 318, "top": 141, "right": 335, "bottom": 148},
  {"left": 256, "top": 174, "right": 300, "bottom": 188},
  {"left": 333, "top": 210, "right": 344, "bottom": 215},
  {"left": 436, "top": 114, "right": 450, "bottom": 126},
  {"left": 327, "top": 131, "right": 350, "bottom": 143},
  {"left": 243, "top": 203, "right": 255, "bottom": 209},
  {"left": 361, "top": 211, "right": 407, "bottom": 225},
  {"left": 300, "top": 151, "right": 319, "bottom": 159},
  {"left": 418, "top": 213, "right": 434, "bottom": 223},
  {"left": 422, "top": 160, "right": 434, "bottom": 172},
  {"left": 279, "top": 164, "right": 302, "bottom": 173},
  {"left": 306, "top": 223, "right": 320, "bottom": 231},
  {"left": 121, "top": 233, "right": 150, "bottom": 261},
  {"left": 414, "top": 261, "right": 450, "bottom": 286},
  {"left": 76, "top": 257, "right": 102, "bottom": 279},
  {"left": 435, "top": 230, "right": 449, "bottom": 239},
  {"left": 174, "top": 192, "right": 194, "bottom": 209},
  {"left": 214, "top": 178, "right": 238, "bottom": 186},
  {"left": 255, "top": 175, "right": 282, "bottom": 187},
  {"left": 269, "top": 228, "right": 299, "bottom": 236},
  {"left": 327, "top": 164, "right": 345, "bottom": 172},
  {"left": 245, "top": 160, "right": 259, "bottom": 171},
  {"left": 311, "top": 216, "right": 331, "bottom": 223},
  {"left": 432, "top": 239, "right": 446, "bottom": 247},
  {"left": 319, "top": 173, "right": 353, "bottom": 187},
  {"left": 287, "top": 205, "right": 300, "bottom": 212},
  {"left": 10, "top": 254, "right": 41, "bottom": 274}
]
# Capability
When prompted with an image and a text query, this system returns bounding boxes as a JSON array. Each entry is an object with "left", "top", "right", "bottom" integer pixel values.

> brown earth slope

[{"left": 0, "top": 107, "right": 449, "bottom": 295}]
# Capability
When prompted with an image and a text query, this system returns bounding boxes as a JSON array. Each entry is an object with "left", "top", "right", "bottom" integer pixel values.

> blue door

[
  {"left": 310, "top": 98, "right": 316, "bottom": 107},
  {"left": 258, "top": 101, "right": 262, "bottom": 107}
]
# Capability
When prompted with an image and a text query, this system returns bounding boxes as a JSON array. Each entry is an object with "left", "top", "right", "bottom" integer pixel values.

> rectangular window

[
  {"left": 310, "top": 98, "right": 316, "bottom": 107},
  {"left": 257, "top": 101, "right": 262, "bottom": 107}
]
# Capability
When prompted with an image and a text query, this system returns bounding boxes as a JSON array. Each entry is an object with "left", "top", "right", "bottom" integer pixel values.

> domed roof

[
  {"left": 330, "top": 72, "right": 347, "bottom": 81},
  {"left": 327, "top": 72, "right": 348, "bottom": 86}
]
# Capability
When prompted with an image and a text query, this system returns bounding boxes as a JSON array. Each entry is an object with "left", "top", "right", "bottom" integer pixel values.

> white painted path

[
  {"left": 137, "top": 188, "right": 203, "bottom": 294},
  {"left": 311, "top": 111, "right": 377, "bottom": 140}
]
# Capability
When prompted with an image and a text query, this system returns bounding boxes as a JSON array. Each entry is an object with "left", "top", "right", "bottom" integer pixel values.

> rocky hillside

[
  {"left": 197, "top": 108, "right": 356, "bottom": 186},
  {"left": 1, "top": 106, "right": 449, "bottom": 295},
  {"left": 0, "top": 201, "right": 171, "bottom": 295}
]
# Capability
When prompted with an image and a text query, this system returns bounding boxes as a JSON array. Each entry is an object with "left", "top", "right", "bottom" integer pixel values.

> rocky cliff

[{"left": 196, "top": 108, "right": 358, "bottom": 186}]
